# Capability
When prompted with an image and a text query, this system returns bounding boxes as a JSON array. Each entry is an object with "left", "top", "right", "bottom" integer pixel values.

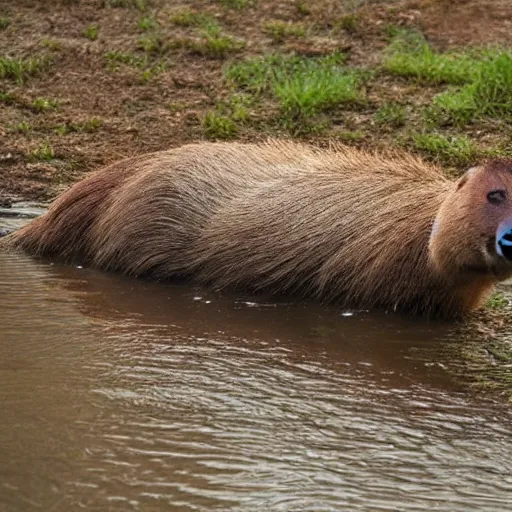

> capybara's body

[{"left": 5, "top": 141, "right": 512, "bottom": 318}]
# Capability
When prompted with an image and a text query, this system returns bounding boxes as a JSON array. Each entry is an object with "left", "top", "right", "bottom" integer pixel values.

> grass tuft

[
  {"left": 338, "top": 14, "right": 359, "bottom": 33},
  {"left": 275, "top": 67, "right": 360, "bottom": 118},
  {"left": 105, "top": 50, "right": 145, "bottom": 69},
  {"left": 0, "top": 18, "right": 10, "bottom": 30},
  {"left": 105, "top": 0, "right": 149, "bottom": 11},
  {"left": 486, "top": 292, "right": 510, "bottom": 310},
  {"left": 411, "top": 132, "right": 476, "bottom": 166},
  {"left": 83, "top": 24, "right": 99, "bottom": 41},
  {"left": 138, "top": 16, "right": 157, "bottom": 31},
  {"left": 177, "top": 21, "right": 245, "bottom": 58},
  {"left": 227, "top": 53, "right": 360, "bottom": 118},
  {"left": 0, "top": 55, "right": 50, "bottom": 84},
  {"left": 170, "top": 15, "right": 244, "bottom": 57},
  {"left": 137, "top": 35, "right": 165, "bottom": 54},
  {"left": 55, "top": 117, "right": 103, "bottom": 135},
  {"left": 383, "top": 30, "right": 477, "bottom": 85},
  {"left": 375, "top": 103, "right": 406, "bottom": 128},
  {"left": 334, "top": 130, "right": 366, "bottom": 142},
  {"left": 296, "top": 1, "right": 311, "bottom": 16},
  {"left": 227, "top": 53, "right": 347, "bottom": 93},
  {"left": 189, "top": 35, "right": 244, "bottom": 58},
  {"left": 31, "top": 97, "right": 59, "bottom": 112},
  {"left": 28, "top": 142, "right": 55, "bottom": 162},
  {"left": 263, "top": 21, "right": 305, "bottom": 42},
  {"left": 169, "top": 9, "right": 214, "bottom": 27},
  {"left": 203, "top": 111, "right": 238, "bottom": 139},
  {"left": 0, "top": 91, "right": 15, "bottom": 104},
  {"left": 12, "top": 121, "right": 31, "bottom": 134},
  {"left": 43, "top": 39, "right": 61, "bottom": 51},
  {"left": 383, "top": 32, "right": 512, "bottom": 127},
  {"left": 105, "top": 48, "right": 167, "bottom": 81},
  {"left": 432, "top": 50, "right": 512, "bottom": 125}
]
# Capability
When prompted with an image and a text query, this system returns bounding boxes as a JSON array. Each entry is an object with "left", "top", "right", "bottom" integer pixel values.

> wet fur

[{"left": 2, "top": 141, "right": 499, "bottom": 318}]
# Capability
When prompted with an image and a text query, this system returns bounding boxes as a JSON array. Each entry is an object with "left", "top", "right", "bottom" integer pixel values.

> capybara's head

[{"left": 429, "top": 159, "right": 512, "bottom": 282}]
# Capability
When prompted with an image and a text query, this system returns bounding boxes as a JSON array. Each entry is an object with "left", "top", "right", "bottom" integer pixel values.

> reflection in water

[{"left": 0, "top": 250, "right": 511, "bottom": 511}]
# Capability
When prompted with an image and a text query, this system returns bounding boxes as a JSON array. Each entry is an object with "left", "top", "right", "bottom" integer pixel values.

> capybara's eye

[{"left": 487, "top": 189, "right": 507, "bottom": 204}]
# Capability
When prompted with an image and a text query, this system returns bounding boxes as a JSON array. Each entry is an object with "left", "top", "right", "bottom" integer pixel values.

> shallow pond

[{"left": 1, "top": 208, "right": 512, "bottom": 511}]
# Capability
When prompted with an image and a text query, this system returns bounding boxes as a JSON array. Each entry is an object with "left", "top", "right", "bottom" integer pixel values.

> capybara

[{"left": 4, "top": 141, "right": 512, "bottom": 318}]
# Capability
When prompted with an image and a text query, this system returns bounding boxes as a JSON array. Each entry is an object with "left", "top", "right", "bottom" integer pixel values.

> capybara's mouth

[{"left": 497, "top": 230, "right": 512, "bottom": 262}]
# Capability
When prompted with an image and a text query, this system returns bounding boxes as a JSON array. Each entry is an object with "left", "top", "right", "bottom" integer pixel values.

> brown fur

[{"left": 4, "top": 141, "right": 512, "bottom": 318}]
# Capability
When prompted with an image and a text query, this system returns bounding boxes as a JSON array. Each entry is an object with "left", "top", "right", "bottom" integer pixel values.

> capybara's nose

[{"left": 497, "top": 220, "right": 512, "bottom": 262}]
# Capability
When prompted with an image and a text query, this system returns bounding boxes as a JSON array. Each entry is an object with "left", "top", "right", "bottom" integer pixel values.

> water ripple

[{"left": 0, "top": 250, "right": 511, "bottom": 511}]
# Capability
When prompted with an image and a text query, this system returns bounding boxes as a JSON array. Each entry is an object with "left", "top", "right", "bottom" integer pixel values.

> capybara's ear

[{"left": 456, "top": 166, "right": 478, "bottom": 191}]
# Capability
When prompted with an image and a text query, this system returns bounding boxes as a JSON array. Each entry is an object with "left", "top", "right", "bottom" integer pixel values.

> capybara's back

[{"left": 6, "top": 141, "right": 512, "bottom": 318}]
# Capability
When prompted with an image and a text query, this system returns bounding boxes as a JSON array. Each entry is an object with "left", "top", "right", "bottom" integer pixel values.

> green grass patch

[
  {"left": 104, "top": 49, "right": 152, "bottom": 70},
  {"left": 0, "top": 55, "right": 50, "bottom": 84},
  {"left": 167, "top": 101, "right": 187, "bottom": 112},
  {"left": 12, "top": 121, "right": 31, "bottom": 134},
  {"left": 383, "top": 30, "right": 478, "bottom": 85},
  {"left": 384, "top": 32, "right": 512, "bottom": 127},
  {"left": 227, "top": 53, "right": 361, "bottom": 119},
  {"left": 411, "top": 132, "right": 476, "bottom": 166},
  {"left": 275, "top": 67, "right": 360, "bottom": 118},
  {"left": 263, "top": 21, "right": 305, "bottom": 42},
  {"left": 175, "top": 21, "right": 245, "bottom": 58},
  {"left": 105, "top": 0, "right": 148, "bottom": 10},
  {"left": 486, "top": 292, "right": 510, "bottom": 310},
  {"left": 73, "top": 118, "right": 101, "bottom": 133},
  {"left": 334, "top": 129, "right": 366, "bottom": 142},
  {"left": 28, "top": 142, "right": 55, "bottom": 162},
  {"left": 137, "top": 35, "right": 165, "bottom": 54},
  {"left": 170, "top": 16, "right": 244, "bottom": 57},
  {"left": 375, "top": 102, "right": 406, "bottom": 128},
  {"left": 54, "top": 118, "right": 103, "bottom": 135},
  {"left": 201, "top": 93, "right": 252, "bottom": 138},
  {"left": 104, "top": 50, "right": 166, "bottom": 81},
  {"left": 83, "top": 24, "right": 99, "bottom": 41},
  {"left": 0, "top": 18, "right": 10, "bottom": 30},
  {"left": 0, "top": 91, "right": 15, "bottom": 104},
  {"left": 338, "top": 14, "right": 359, "bottom": 33},
  {"left": 186, "top": 34, "right": 244, "bottom": 58},
  {"left": 42, "top": 39, "right": 61, "bottom": 51},
  {"left": 216, "top": 93, "right": 252, "bottom": 121},
  {"left": 105, "top": 50, "right": 145, "bottom": 69},
  {"left": 432, "top": 50, "right": 512, "bottom": 125},
  {"left": 225, "top": 53, "right": 364, "bottom": 134},
  {"left": 169, "top": 9, "right": 215, "bottom": 27},
  {"left": 296, "top": 1, "right": 311, "bottom": 16},
  {"left": 140, "top": 63, "right": 166, "bottom": 82},
  {"left": 31, "top": 97, "right": 59, "bottom": 112},
  {"left": 138, "top": 16, "right": 157, "bottom": 31},
  {"left": 203, "top": 111, "right": 238, "bottom": 139},
  {"left": 227, "top": 53, "right": 347, "bottom": 93}
]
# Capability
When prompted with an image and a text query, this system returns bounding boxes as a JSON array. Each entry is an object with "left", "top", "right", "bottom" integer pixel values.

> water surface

[{"left": 1, "top": 247, "right": 511, "bottom": 511}]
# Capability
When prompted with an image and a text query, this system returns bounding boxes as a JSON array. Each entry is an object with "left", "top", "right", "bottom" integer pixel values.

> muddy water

[{"left": 1, "top": 224, "right": 512, "bottom": 510}]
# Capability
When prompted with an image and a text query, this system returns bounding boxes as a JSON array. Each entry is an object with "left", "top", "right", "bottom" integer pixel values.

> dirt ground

[{"left": 1, "top": 0, "right": 512, "bottom": 201}]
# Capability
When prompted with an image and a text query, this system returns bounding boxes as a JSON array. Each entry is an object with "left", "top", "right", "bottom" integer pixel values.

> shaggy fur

[{"left": 5, "top": 141, "right": 512, "bottom": 318}]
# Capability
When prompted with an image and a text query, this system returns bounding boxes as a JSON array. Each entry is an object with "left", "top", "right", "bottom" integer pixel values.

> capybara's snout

[{"left": 496, "top": 220, "right": 512, "bottom": 262}]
